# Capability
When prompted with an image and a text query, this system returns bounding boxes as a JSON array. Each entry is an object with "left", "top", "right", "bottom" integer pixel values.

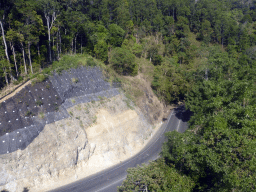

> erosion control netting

[
  {"left": 49, "top": 66, "right": 112, "bottom": 100},
  {"left": 0, "top": 80, "right": 64, "bottom": 154},
  {"left": 0, "top": 66, "right": 120, "bottom": 155}
]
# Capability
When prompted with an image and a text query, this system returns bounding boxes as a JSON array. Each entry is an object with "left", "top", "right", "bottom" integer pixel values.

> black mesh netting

[
  {"left": 49, "top": 66, "right": 112, "bottom": 100},
  {"left": 0, "top": 66, "right": 120, "bottom": 155}
]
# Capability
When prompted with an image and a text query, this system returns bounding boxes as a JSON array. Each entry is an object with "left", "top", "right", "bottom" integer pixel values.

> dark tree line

[{"left": 1, "top": 0, "right": 256, "bottom": 88}]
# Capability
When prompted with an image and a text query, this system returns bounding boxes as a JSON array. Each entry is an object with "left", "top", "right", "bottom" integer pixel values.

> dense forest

[{"left": 1, "top": 0, "right": 256, "bottom": 191}]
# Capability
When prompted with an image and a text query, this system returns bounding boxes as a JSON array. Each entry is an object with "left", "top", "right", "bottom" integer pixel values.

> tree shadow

[
  {"left": 174, "top": 105, "right": 193, "bottom": 123},
  {"left": 1, "top": 187, "right": 29, "bottom": 192},
  {"left": 22, "top": 188, "right": 29, "bottom": 192}
]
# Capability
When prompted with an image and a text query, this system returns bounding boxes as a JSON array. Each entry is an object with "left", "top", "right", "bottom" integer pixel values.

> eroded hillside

[{"left": 0, "top": 66, "right": 167, "bottom": 192}]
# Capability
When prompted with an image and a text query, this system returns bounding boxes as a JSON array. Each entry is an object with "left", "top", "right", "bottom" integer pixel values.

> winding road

[{"left": 51, "top": 106, "right": 190, "bottom": 192}]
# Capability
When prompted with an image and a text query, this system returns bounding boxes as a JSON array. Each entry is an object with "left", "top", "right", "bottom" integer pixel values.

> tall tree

[
  {"left": 38, "top": 0, "right": 60, "bottom": 62},
  {"left": 0, "top": 0, "right": 15, "bottom": 82}
]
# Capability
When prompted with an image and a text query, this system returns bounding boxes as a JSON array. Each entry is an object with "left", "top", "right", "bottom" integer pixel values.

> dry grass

[{"left": 0, "top": 80, "right": 31, "bottom": 104}]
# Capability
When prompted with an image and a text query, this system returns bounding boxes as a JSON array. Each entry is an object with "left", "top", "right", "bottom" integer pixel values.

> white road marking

[
  {"left": 177, "top": 120, "right": 181, "bottom": 132},
  {"left": 95, "top": 176, "right": 126, "bottom": 192}
]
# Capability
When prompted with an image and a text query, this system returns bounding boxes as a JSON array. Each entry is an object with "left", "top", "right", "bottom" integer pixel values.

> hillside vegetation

[{"left": 1, "top": 0, "right": 256, "bottom": 191}]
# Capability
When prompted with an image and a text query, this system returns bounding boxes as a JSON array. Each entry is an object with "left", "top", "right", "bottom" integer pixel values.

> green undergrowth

[{"left": 29, "top": 54, "right": 105, "bottom": 85}]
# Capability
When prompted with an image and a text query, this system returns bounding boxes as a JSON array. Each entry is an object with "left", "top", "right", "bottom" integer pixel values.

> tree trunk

[
  {"left": 28, "top": 42, "right": 33, "bottom": 74},
  {"left": 81, "top": 35, "right": 82, "bottom": 54},
  {"left": 21, "top": 43, "right": 27, "bottom": 74},
  {"left": 71, "top": 39, "right": 73, "bottom": 54},
  {"left": 53, "top": 35, "right": 55, "bottom": 60},
  {"left": 59, "top": 30, "right": 62, "bottom": 55},
  {"left": 75, "top": 35, "right": 77, "bottom": 54},
  {"left": 57, "top": 37, "right": 59, "bottom": 59},
  {"left": 10, "top": 42, "right": 18, "bottom": 77},
  {"left": 46, "top": 16, "right": 52, "bottom": 62},
  {"left": 0, "top": 20, "right": 14, "bottom": 80},
  {"left": 4, "top": 67, "right": 8, "bottom": 85},
  {"left": 37, "top": 43, "right": 40, "bottom": 56},
  {"left": 0, "top": 20, "right": 10, "bottom": 63}
]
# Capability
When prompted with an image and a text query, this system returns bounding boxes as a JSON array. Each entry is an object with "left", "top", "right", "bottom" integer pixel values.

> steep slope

[{"left": 0, "top": 66, "right": 166, "bottom": 192}]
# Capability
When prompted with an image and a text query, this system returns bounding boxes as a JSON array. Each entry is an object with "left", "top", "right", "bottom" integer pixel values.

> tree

[
  {"left": 38, "top": 0, "right": 60, "bottom": 62},
  {"left": 15, "top": 0, "right": 44, "bottom": 73},
  {"left": 198, "top": 20, "right": 213, "bottom": 45},
  {"left": 109, "top": 47, "right": 138, "bottom": 76},
  {"left": 107, "top": 23, "right": 125, "bottom": 47},
  {"left": 94, "top": 39, "right": 108, "bottom": 62},
  {"left": 0, "top": 0, "right": 15, "bottom": 82},
  {"left": 118, "top": 158, "right": 195, "bottom": 192}
]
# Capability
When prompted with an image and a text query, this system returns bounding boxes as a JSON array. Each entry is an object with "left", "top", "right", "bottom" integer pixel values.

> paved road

[{"left": 51, "top": 106, "right": 190, "bottom": 192}]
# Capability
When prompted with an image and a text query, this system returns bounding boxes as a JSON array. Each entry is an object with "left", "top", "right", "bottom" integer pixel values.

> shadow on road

[{"left": 174, "top": 105, "right": 193, "bottom": 123}]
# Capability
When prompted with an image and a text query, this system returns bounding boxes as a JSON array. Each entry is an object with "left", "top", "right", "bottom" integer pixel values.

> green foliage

[
  {"left": 110, "top": 47, "right": 138, "bottom": 76},
  {"left": 94, "top": 40, "right": 108, "bottom": 62},
  {"left": 25, "top": 110, "right": 33, "bottom": 117},
  {"left": 71, "top": 78, "right": 78, "bottom": 83},
  {"left": 35, "top": 100, "right": 43, "bottom": 106},
  {"left": 107, "top": 24, "right": 125, "bottom": 47},
  {"left": 161, "top": 50, "right": 256, "bottom": 191},
  {"left": 151, "top": 55, "right": 163, "bottom": 66},
  {"left": 86, "top": 58, "right": 97, "bottom": 66},
  {"left": 39, "top": 112, "right": 45, "bottom": 119},
  {"left": 118, "top": 158, "right": 195, "bottom": 192},
  {"left": 36, "top": 74, "right": 46, "bottom": 82}
]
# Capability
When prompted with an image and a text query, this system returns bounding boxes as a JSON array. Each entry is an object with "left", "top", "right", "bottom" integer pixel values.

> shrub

[
  {"left": 71, "top": 78, "right": 79, "bottom": 83},
  {"left": 25, "top": 111, "right": 32, "bottom": 117},
  {"left": 152, "top": 55, "right": 163, "bottom": 66},
  {"left": 37, "top": 74, "right": 46, "bottom": 82},
  {"left": 36, "top": 100, "right": 43, "bottom": 106},
  {"left": 109, "top": 47, "right": 138, "bottom": 76},
  {"left": 87, "top": 58, "right": 97, "bottom": 66},
  {"left": 107, "top": 24, "right": 125, "bottom": 47},
  {"left": 39, "top": 112, "right": 45, "bottom": 119},
  {"left": 13, "top": 76, "right": 24, "bottom": 85}
]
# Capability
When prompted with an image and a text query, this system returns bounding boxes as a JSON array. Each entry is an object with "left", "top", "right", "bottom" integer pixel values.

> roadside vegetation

[{"left": 1, "top": 0, "right": 256, "bottom": 191}]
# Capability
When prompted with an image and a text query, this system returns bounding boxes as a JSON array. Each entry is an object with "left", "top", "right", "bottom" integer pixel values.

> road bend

[{"left": 51, "top": 106, "right": 190, "bottom": 192}]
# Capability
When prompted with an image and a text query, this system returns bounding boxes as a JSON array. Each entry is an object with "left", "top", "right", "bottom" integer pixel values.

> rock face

[
  {"left": 0, "top": 115, "right": 90, "bottom": 191},
  {"left": 0, "top": 93, "right": 159, "bottom": 192},
  {"left": 0, "top": 67, "right": 167, "bottom": 192}
]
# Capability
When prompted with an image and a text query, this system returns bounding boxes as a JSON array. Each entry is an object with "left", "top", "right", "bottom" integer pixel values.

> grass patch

[
  {"left": 71, "top": 78, "right": 79, "bottom": 83},
  {"left": 39, "top": 112, "right": 45, "bottom": 119},
  {"left": 92, "top": 115, "right": 97, "bottom": 124},
  {"left": 79, "top": 120, "right": 84, "bottom": 128},
  {"left": 36, "top": 100, "right": 43, "bottom": 106},
  {"left": 71, "top": 99, "right": 76, "bottom": 103},
  {"left": 124, "top": 99, "right": 134, "bottom": 110}
]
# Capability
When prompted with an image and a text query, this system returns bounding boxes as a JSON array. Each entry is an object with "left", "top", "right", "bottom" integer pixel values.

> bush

[
  {"left": 109, "top": 47, "right": 138, "bottom": 76},
  {"left": 37, "top": 74, "right": 46, "bottom": 82},
  {"left": 107, "top": 24, "right": 125, "bottom": 47},
  {"left": 39, "top": 112, "right": 45, "bottom": 119},
  {"left": 36, "top": 100, "right": 43, "bottom": 106},
  {"left": 152, "top": 55, "right": 163, "bottom": 65},
  {"left": 71, "top": 78, "right": 79, "bottom": 83},
  {"left": 87, "top": 58, "right": 97, "bottom": 66}
]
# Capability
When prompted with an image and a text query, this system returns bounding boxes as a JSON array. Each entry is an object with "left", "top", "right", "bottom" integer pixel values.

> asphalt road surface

[{"left": 51, "top": 106, "right": 191, "bottom": 192}]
